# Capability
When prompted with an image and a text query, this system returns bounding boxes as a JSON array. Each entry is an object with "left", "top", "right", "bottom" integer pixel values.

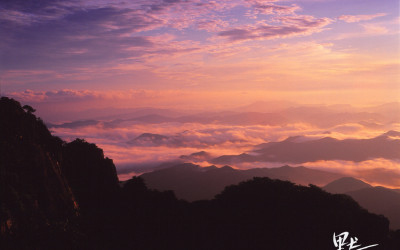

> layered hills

[
  {"left": 140, "top": 163, "right": 344, "bottom": 201},
  {"left": 1, "top": 97, "right": 399, "bottom": 249},
  {"left": 212, "top": 132, "right": 400, "bottom": 164},
  {"left": 47, "top": 102, "right": 400, "bottom": 129}
]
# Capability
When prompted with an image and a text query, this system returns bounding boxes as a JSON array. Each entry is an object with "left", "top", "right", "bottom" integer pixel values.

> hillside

[
  {"left": 347, "top": 187, "right": 400, "bottom": 230},
  {"left": 0, "top": 97, "right": 80, "bottom": 249},
  {"left": 323, "top": 177, "right": 400, "bottom": 230}
]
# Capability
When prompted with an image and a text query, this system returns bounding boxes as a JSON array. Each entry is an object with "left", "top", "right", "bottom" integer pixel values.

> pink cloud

[
  {"left": 361, "top": 23, "right": 389, "bottom": 35},
  {"left": 251, "top": 2, "right": 300, "bottom": 15},
  {"left": 338, "top": 13, "right": 386, "bottom": 23},
  {"left": 218, "top": 15, "right": 331, "bottom": 41},
  {"left": 9, "top": 89, "right": 101, "bottom": 102},
  {"left": 139, "top": 0, "right": 238, "bottom": 30},
  {"left": 196, "top": 19, "right": 230, "bottom": 32}
]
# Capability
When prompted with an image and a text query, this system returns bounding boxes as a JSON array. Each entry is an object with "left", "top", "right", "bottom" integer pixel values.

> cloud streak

[
  {"left": 249, "top": 1, "right": 300, "bottom": 15},
  {"left": 338, "top": 13, "right": 386, "bottom": 23},
  {"left": 218, "top": 15, "right": 331, "bottom": 41},
  {"left": 2, "top": 0, "right": 398, "bottom": 102}
]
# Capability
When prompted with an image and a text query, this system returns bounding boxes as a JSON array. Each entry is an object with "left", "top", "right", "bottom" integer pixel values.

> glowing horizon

[
  {"left": 1, "top": 0, "right": 399, "bottom": 113},
  {"left": 2, "top": 0, "right": 399, "bottom": 188}
]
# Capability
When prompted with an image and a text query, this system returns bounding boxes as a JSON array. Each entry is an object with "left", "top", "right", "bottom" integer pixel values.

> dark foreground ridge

[
  {"left": 1, "top": 97, "right": 400, "bottom": 250},
  {"left": 323, "top": 177, "right": 400, "bottom": 230}
]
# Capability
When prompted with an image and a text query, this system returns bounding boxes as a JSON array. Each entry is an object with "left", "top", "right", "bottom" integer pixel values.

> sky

[
  {"left": 1, "top": 0, "right": 399, "bottom": 114},
  {"left": 1, "top": 0, "right": 400, "bottom": 186}
]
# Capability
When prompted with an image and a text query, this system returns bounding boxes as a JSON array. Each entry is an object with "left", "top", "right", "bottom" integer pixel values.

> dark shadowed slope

[
  {"left": 61, "top": 138, "right": 120, "bottom": 213},
  {"left": 141, "top": 163, "right": 245, "bottom": 201},
  {"left": 347, "top": 187, "right": 400, "bottom": 230},
  {"left": 0, "top": 97, "right": 80, "bottom": 249},
  {"left": 195, "top": 178, "right": 390, "bottom": 250},
  {"left": 141, "top": 163, "right": 344, "bottom": 201},
  {"left": 120, "top": 175, "right": 398, "bottom": 249},
  {"left": 323, "top": 177, "right": 400, "bottom": 230},
  {"left": 212, "top": 131, "right": 400, "bottom": 164},
  {"left": 245, "top": 165, "right": 344, "bottom": 186},
  {"left": 323, "top": 177, "right": 372, "bottom": 194},
  {"left": 0, "top": 97, "right": 122, "bottom": 249}
]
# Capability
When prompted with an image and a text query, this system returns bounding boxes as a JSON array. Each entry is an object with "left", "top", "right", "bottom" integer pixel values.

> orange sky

[
  {"left": 2, "top": 0, "right": 399, "bottom": 187},
  {"left": 2, "top": 0, "right": 399, "bottom": 112}
]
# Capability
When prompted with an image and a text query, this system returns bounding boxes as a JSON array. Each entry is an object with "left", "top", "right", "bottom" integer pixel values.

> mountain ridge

[
  {"left": 323, "top": 177, "right": 400, "bottom": 230},
  {"left": 212, "top": 132, "right": 400, "bottom": 164},
  {"left": 2, "top": 97, "right": 400, "bottom": 249},
  {"left": 140, "top": 163, "right": 345, "bottom": 201}
]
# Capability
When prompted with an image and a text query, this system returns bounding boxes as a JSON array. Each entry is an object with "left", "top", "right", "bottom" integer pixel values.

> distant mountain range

[
  {"left": 179, "top": 151, "right": 213, "bottom": 162},
  {"left": 46, "top": 102, "right": 400, "bottom": 129},
  {"left": 48, "top": 111, "right": 288, "bottom": 129},
  {"left": 323, "top": 177, "right": 400, "bottom": 230},
  {"left": 127, "top": 131, "right": 247, "bottom": 148},
  {"left": 212, "top": 131, "right": 400, "bottom": 164},
  {"left": 141, "top": 163, "right": 344, "bottom": 201},
  {"left": 2, "top": 97, "right": 400, "bottom": 249},
  {"left": 141, "top": 164, "right": 400, "bottom": 230}
]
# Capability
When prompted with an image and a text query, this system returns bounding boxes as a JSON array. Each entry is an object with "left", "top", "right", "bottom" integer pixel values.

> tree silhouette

[{"left": 22, "top": 104, "right": 36, "bottom": 113}]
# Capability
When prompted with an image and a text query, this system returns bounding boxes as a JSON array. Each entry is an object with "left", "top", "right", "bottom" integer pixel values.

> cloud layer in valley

[
  {"left": 47, "top": 103, "right": 400, "bottom": 188},
  {"left": 2, "top": 0, "right": 399, "bottom": 188}
]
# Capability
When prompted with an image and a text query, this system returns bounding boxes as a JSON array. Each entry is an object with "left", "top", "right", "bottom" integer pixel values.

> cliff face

[
  {"left": 0, "top": 97, "right": 79, "bottom": 249},
  {"left": 62, "top": 138, "right": 120, "bottom": 213},
  {"left": 0, "top": 97, "right": 122, "bottom": 249}
]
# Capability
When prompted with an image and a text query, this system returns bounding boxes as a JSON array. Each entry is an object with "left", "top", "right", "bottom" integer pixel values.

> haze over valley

[{"left": 40, "top": 101, "right": 400, "bottom": 189}]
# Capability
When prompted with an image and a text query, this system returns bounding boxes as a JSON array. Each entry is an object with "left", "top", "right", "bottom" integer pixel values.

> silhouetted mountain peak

[
  {"left": 283, "top": 135, "right": 304, "bottom": 142},
  {"left": 191, "top": 150, "right": 208, "bottom": 156},
  {"left": 220, "top": 165, "right": 235, "bottom": 171},
  {"left": 323, "top": 177, "right": 372, "bottom": 194},
  {"left": 179, "top": 151, "right": 212, "bottom": 161},
  {"left": 214, "top": 131, "right": 400, "bottom": 164},
  {"left": 320, "top": 136, "right": 337, "bottom": 141},
  {"left": 202, "top": 165, "right": 218, "bottom": 171},
  {"left": 280, "top": 165, "right": 293, "bottom": 169},
  {"left": 381, "top": 130, "right": 400, "bottom": 138},
  {"left": 127, "top": 132, "right": 170, "bottom": 146}
]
